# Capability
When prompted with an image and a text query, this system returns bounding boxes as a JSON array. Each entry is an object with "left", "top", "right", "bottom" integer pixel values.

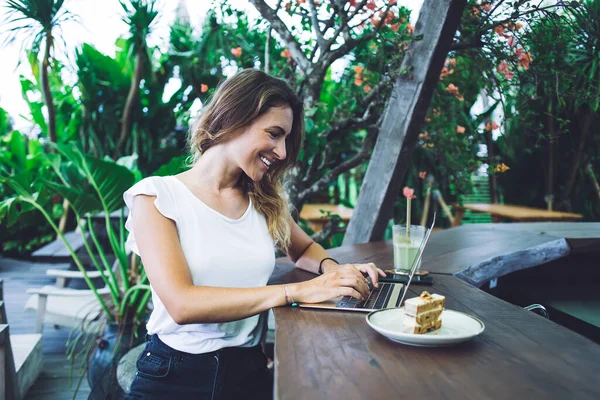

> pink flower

[
  {"left": 419, "top": 171, "right": 427, "bottom": 179},
  {"left": 363, "top": 84, "right": 372, "bottom": 93},
  {"left": 446, "top": 83, "right": 459, "bottom": 95},
  {"left": 485, "top": 121, "right": 500, "bottom": 131},
  {"left": 497, "top": 61, "right": 514, "bottom": 80},
  {"left": 231, "top": 47, "right": 242, "bottom": 57},
  {"left": 516, "top": 48, "right": 532, "bottom": 70},
  {"left": 507, "top": 35, "right": 516, "bottom": 48},
  {"left": 497, "top": 61, "right": 509, "bottom": 73},
  {"left": 403, "top": 186, "right": 416, "bottom": 199},
  {"left": 439, "top": 66, "right": 454, "bottom": 80},
  {"left": 280, "top": 49, "right": 291, "bottom": 62},
  {"left": 456, "top": 125, "right": 466, "bottom": 134},
  {"left": 200, "top": 84, "right": 208, "bottom": 93},
  {"left": 445, "top": 83, "right": 464, "bottom": 101}
]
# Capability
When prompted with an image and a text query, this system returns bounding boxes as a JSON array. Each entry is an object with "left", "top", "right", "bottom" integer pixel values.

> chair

[
  {"left": 24, "top": 262, "right": 116, "bottom": 334},
  {"left": 0, "top": 280, "right": 43, "bottom": 400},
  {"left": 525, "top": 304, "right": 550, "bottom": 319}
]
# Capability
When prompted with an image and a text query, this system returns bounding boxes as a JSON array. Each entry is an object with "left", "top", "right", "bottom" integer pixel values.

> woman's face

[{"left": 230, "top": 106, "right": 293, "bottom": 182}]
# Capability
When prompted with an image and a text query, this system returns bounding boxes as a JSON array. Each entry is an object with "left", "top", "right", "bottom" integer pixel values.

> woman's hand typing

[{"left": 289, "top": 263, "right": 386, "bottom": 304}]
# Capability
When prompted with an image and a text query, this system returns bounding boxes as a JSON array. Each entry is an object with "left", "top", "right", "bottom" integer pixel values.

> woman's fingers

[
  {"left": 338, "top": 276, "right": 370, "bottom": 299},
  {"left": 352, "top": 262, "right": 384, "bottom": 288},
  {"left": 339, "top": 287, "right": 363, "bottom": 301}
]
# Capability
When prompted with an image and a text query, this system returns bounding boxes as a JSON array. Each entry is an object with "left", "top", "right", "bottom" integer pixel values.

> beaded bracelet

[{"left": 318, "top": 257, "right": 339, "bottom": 275}]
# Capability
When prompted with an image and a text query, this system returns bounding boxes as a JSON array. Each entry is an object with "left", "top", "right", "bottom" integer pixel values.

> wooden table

[
  {"left": 453, "top": 203, "right": 583, "bottom": 227},
  {"left": 299, "top": 203, "right": 354, "bottom": 232},
  {"left": 269, "top": 223, "right": 600, "bottom": 400}
]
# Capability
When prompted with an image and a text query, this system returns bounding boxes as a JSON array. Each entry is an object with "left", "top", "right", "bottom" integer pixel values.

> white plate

[{"left": 366, "top": 308, "right": 485, "bottom": 347}]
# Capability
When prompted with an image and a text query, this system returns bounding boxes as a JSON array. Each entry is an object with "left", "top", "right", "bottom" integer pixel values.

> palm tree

[
  {"left": 114, "top": 0, "right": 158, "bottom": 159},
  {"left": 3, "top": 0, "right": 74, "bottom": 143}
]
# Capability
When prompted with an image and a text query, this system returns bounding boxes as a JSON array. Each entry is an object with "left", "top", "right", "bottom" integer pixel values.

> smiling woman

[{"left": 123, "top": 68, "right": 386, "bottom": 399}]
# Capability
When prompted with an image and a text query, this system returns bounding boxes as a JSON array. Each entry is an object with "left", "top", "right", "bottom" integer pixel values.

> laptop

[{"left": 297, "top": 216, "right": 436, "bottom": 312}]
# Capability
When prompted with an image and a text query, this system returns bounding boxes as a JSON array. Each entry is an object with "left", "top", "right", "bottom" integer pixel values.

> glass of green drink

[{"left": 392, "top": 225, "right": 426, "bottom": 274}]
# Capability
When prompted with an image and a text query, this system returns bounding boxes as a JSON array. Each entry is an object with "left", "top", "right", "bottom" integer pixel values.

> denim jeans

[{"left": 125, "top": 334, "right": 273, "bottom": 400}]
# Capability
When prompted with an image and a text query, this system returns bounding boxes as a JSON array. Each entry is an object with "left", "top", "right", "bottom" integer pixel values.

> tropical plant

[
  {"left": 115, "top": 0, "right": 159, "bottom": 158},
  {"left": 3, "top": 0, "right": 76, "bottom": 143},
  {"left": 0, "top": 129, "right": 60, "bottom": 254},
  {"left": 0, "top": 143, "right": 151, "bottom": 325}
]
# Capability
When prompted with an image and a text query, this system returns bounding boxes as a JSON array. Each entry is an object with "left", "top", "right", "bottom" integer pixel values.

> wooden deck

[{"left": 0, "top": 256, "right": 91, "bottom": 399}]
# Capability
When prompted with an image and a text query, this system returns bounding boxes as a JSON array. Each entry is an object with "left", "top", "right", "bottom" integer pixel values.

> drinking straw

[{"left": 406, "top": 198, "right": 411, "bottom": 239}]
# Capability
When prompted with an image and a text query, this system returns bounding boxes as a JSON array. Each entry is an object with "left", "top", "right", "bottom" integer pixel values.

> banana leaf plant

[
  {"left": 0, "top": 142, "right": 151, "bottom": 325},
  {"left": 0, "top": 130, "right": 59, "bottom": 254}
]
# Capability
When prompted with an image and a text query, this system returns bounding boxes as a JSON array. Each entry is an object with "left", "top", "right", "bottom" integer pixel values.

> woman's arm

[
  {"left": 285, "top": 216, "right": 386, "bottom": 285},
  {"left": 285, "top": 216, "right": 339, "bottom": 274},
  {"left": 132, "top": 196, "right": 371, "bottom": 325}
]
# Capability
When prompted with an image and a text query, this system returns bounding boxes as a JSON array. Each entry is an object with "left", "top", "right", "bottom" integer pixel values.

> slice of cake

[{"left": 402, "top": 291, "right": 446, "bottom": 334}]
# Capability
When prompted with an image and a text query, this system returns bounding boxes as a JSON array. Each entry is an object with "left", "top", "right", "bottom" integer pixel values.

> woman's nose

[{"left": 275, "top": 139, "right": 287, "bottom": 160}]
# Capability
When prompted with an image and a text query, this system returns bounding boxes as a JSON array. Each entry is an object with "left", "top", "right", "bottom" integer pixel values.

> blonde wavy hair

[{"left": 188, "top": 69, "right": 304, "bottom": 251}]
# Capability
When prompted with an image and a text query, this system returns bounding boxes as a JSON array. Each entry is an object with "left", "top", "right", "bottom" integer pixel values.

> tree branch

[
  {"left": 450, "top": 38, "right": 484, "bottom": 51},
  {"left": 298, "top": 125, "right": 378, "bottom": 203},
  {"left": 308, "top": 0, "right": 327, "bottom": 51},
  {"left": 249, "top": 0, "right": 311, "bottom": 72},
  {"left": 320, "top": 4, "right": 392, "bottom": 71},
  {"left": 310, "top": 218, "right": 346, "bottom": 243}
]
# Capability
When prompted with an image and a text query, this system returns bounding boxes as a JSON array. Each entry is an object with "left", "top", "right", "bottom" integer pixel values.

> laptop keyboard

[{"left": 336, "top": 282, "right": 397, "bottom": 310}]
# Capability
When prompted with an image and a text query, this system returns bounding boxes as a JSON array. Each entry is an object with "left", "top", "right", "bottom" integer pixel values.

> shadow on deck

[{"left": 1, "top": 256, "right": 91, "bottom": 399}]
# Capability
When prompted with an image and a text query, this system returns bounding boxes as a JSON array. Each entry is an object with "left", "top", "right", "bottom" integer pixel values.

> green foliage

[
  {"left": 0, "top": 142, "right": 151, "bottom": 322},
  {"left": 19, "top": 55, "right": 80, "bottom": 142},
  {"left": 0, "top": 129, "right": 58, "bottom": 254},
  {"left": 2, "top": 0, "right": 75, "bottom": 53},
  {"left": 120, "top": 0, "right": 158, "bottom": 54},
  {"left": 0, "top": 106, "right": 13, "bottom": 136},
  {"left": 493, "top": 1, "right": 600, "bottom": 218}
]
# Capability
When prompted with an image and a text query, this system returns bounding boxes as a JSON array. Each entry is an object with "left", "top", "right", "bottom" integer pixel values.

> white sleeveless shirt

[{"left": 123, "top": 175, "right": 276, "bottom": 354}]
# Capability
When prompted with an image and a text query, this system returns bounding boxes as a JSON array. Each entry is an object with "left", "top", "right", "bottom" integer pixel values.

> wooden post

[{"left": 343, "top": 0, "right": 467, "bottom": 245}]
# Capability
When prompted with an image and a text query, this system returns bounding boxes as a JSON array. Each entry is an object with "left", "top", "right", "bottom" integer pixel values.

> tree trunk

[
  {"left": 546, "top": 113, "right": 555, "bottom": 210},
  {"left": 115, "top": 52, "right": 144, "bottom": 159},
  {"left": 560, "top": 106, "right": 593, "bottom": 208},
  {"left": 41, "top": 31, "right": 57, "bottom": 143},
  {"left": 485, "top": 130, "right": 498, "bottom": 203}
]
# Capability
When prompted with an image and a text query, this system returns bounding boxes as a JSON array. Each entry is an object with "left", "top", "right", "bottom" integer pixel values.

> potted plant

[{"left": 0, "top": 142, "right": 151, "bottom": 396}]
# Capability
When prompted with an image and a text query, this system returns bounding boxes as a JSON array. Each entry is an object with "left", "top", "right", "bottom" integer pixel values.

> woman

[{"left": 124, "top": 69, "right": 385, "bottom": 399}]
